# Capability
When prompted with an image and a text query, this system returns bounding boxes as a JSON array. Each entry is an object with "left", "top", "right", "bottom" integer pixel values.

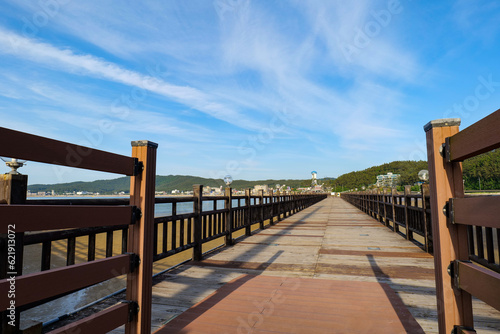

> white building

[{"left": 376, "top": 172, "right": 400, "bottom": 188}]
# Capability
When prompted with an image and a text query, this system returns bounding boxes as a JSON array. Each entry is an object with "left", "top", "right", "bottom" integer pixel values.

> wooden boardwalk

[{"left": 122, "top": 197, "right": 498, "bottom": 333}]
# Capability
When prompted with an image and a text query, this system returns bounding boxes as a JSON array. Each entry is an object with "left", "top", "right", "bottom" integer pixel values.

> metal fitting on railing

[
  {"left": 121, "top": 300, "right": 140, "bottom": 322},
  {"left": 131, "top": 206, "right": 142, "bottom": 224},
  {"left": 127, "top": 253, "right": 141, "bottom": 272}
]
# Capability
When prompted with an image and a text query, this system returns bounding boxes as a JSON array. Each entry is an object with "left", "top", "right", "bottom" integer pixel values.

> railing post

[
  {"left": 276, "top": 190, "right": 281, "bottom": 222},
  {"left": 369, "top": 190, "right": 374, "bottom": 218},
  {"left": 421, "top": 184, "right": 432, "bottom": 253},
  {"left": 424, "top": 119, "right": 473, "bottom": 333},
  {"left": 127, "top": 140, "right": 157, "bottom": 334},
  {"left": 391, "top": 188, "right": 397, "bottom": 233},
  {"left": 259, "top": 190, "right": 264, "bottom": 229},
  {"left": 0, "top": 173, "right": 27, "bottom": 334},
  {"left": 363, "top": 191, "right": 368, "bottom": 215},
  {"left": 269, "top": 190, "right": 274, "bottom": 225},
  {"left": 404, "top": 185, "right": 412, "bottom": 241},
  {"left": 245, "top": 188, "right": 251, "bottom": 236},
  {"left": 382, "top": 189, "right": 389, "bottom": 227},
  {"left": 192, "top": 184, "right": 203, "bottom": 261},
  {"left": 224, "top": 187, "right": 233, "bottom": 246},
  {"left": 283, "top": 191, "right": 287, "bottom": 218}
]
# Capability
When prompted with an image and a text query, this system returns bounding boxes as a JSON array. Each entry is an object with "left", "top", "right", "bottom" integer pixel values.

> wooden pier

[
  {"left": 119, "top": 197, "right": 498, "bottom": 333},
  {"left": 2, "top": 108, "right": 500, "bottom": 334}
]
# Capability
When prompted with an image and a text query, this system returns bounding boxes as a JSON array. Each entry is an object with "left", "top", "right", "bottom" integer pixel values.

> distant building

[
  {"left": 313, "top": 185, "right": 323, "bottom": 192},
  {"left": 376, "top": 172, "right": 400, "bottom": 188},
  {"left": 253, "top": 185, "right": 269, "bottom": 194}
]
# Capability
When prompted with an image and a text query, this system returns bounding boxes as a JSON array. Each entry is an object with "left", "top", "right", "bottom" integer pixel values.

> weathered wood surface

[{"left": 47, "top": 197, "right": 500, "bottom": 333}]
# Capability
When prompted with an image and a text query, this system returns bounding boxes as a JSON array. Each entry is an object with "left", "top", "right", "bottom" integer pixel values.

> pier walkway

[{"left": 117, "top": 197, "right": 499, "bottom": 333}]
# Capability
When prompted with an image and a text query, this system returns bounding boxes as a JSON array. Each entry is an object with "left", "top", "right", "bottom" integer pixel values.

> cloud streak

[{"left": 0, "top": 27, "right": 265, "bottom": 131}]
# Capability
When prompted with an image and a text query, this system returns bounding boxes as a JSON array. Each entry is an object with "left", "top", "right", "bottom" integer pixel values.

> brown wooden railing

[
  {"left": 0, "top": 126, "right": 326, "bottom": 333},
  {"left": 341, "top": 185, "right": 433, "bottom": 253},
  {"left": 425, "top": 110, "right": 500, "bottom": 334},
  {"left": 21, "top": 191, "right": 323, "bottom": 274},
  {"left": 0, "top": 127, "right": 157, "bottom": 334}
]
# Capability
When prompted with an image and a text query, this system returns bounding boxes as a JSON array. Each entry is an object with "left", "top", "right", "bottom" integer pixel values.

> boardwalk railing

[
  {"left": 21, "top": 190, "right": 324, "bottom": 274},
  {"left": 341, "top": 185, "right": 433, "bottom": 253},
  {"left": 0, "top": 127, "right": 157, "bottom": 334},
  {"left": 0, "top": 126, "right": 326, "bottom": 333},
  {"left": 425, "top": 110, "right": 500, "bottom": 334}
]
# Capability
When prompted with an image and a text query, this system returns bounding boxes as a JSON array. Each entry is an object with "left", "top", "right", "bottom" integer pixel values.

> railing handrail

[{"left": 0, "top": 126, "right": 138, "bottom": 175}]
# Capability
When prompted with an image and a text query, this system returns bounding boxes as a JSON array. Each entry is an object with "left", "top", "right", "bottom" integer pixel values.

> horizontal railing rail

[
  {"left": 21, "top": 192, "right": 326, "bottom": 272},
  {"left": 0, "top": 126, "right": 139, "bottom": 176}
]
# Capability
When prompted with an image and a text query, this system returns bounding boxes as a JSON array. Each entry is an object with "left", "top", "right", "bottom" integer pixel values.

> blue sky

[{"left": 1, "top": 1, "right": 500, "bottom": 185}]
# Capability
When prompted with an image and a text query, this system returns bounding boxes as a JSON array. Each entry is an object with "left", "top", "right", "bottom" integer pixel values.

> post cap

[
  {"left": 423, "top": 118, "right": 461, "bottom": 132},
  {"left": 131, "top": 140, "right": 158, "bottom": 148}
]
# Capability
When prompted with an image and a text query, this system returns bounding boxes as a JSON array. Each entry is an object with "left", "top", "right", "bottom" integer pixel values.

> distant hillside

[
  {"left": 28, "top": 175, "right": 313, "bottom": 194},
  {"left": 326, "top": 161, "right": 429, "bottom": 191},
  {"left": 324, "top": 150, "right": 500, "bottom": 191},
  {"left": 463, "top": 149, "right": 500, "bottom": 190}
]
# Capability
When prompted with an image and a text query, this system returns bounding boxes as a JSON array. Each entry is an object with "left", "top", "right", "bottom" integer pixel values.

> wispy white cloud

[{"left": 0, "top": 27, "right": 266, "bottom": 131}]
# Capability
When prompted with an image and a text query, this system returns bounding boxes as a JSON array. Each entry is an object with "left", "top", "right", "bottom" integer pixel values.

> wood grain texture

[{"left": 448, "top": 108, "right": 500, "bottom": 161}]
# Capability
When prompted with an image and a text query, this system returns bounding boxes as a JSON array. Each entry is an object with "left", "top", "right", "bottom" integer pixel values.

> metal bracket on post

[
  {"left": 133, "top": 159, "right": 144, "bottom": 176},
  {"left": 443, "top": 201, "right": 450, "bottom": 218},
  {"left": 121, "top": 300, "right": 140, "bottom": 322},
  {"left": 448, "top": 198, "right": 456, "bottom": 224},
  {"left": 131, "top": 206, "right": 142, "bottom": 224},
  {"left": 448, "top": 260, "right": 473, "bottom": 290},
  {"left": 447, "top": 260, "right": 458, "bottom": 288},
  {"left": 126, "top": 253, "right": 141, "bottom": 273}
]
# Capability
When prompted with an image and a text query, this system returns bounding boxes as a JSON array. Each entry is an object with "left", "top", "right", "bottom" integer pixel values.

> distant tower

[{"left": 311, "top": 171, "right": 317, "bottom": 187}]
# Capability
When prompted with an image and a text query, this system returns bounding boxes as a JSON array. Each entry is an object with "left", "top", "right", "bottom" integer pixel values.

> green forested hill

[
  {"left": 326, "top": 161, "right": 429, "bottom": 191},
  {"left": 463, "top": 149, "right": 500, "bottom": 190},
  {"left": 327, "top": 150, "right": 500, "bottom": 191}
]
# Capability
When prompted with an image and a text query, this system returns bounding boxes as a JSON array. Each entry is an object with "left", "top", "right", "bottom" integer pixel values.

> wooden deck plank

[{"left": 155, "top": 275, "right": 424, "bottom": 334}]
